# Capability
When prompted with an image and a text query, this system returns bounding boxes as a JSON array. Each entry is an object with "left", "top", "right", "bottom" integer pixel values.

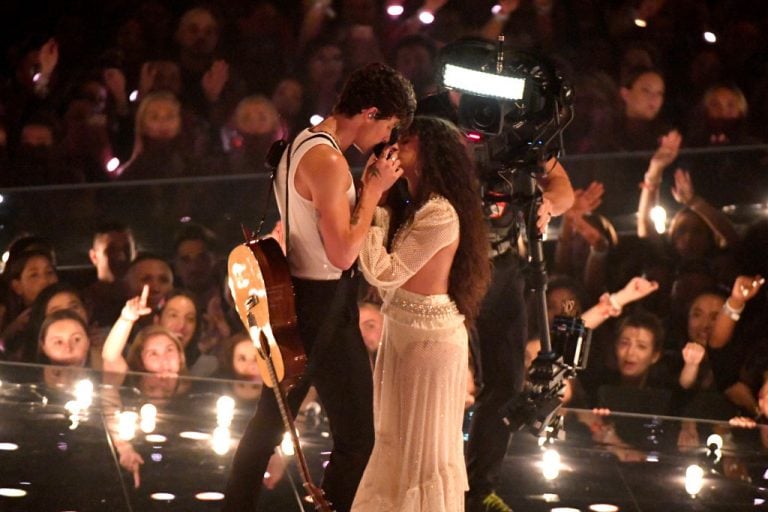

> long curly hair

[{"left": 387, "top": 116, "right": 491, "bottom": 325}]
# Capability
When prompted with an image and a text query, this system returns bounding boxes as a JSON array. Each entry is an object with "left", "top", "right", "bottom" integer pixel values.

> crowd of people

[
  {"left": 0, "top": 0, "right": 767, "bottom": 187},
  {"left": 1, "top": 1, "right": 768, "bottom": 511}
]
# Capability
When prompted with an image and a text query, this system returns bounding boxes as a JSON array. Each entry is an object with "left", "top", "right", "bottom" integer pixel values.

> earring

[{"left": 368, "top": 113, "right": 374, "bottom": 119}]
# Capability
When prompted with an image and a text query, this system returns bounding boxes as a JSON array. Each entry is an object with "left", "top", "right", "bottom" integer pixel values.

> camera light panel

[{"left": 443, "top": 63, "right": 526, "bottom": 101}]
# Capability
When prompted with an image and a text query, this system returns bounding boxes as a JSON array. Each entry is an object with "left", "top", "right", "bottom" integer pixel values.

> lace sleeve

[{"left": 359, "top": 197, "right": 458, "bottom": 290}]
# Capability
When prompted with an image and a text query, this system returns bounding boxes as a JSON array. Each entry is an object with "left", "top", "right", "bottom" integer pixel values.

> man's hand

[
  {"left": 361, "top": 148, "right": 403, "bottom": 197},
  {"left": 536, "top": 196, "right": 554, "bottom": 234}
]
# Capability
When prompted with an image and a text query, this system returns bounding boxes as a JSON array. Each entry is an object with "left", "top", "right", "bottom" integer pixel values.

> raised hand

[
  {"left": 498, "top": 0, "right": 522, "bottom": 15},
  {"left": 139, "top": 62, "right": 158, "bottom": 97},
  {"left": 681, "top": 341, "right": 706, "bottom": 366},
  {"left": 671, "top": 168, "right": 695, "bottom": 206},
  {"left": 613, "top": 276, "right": 659, "bottom": 307},
  {"left": 729, "top": 274, "right": 765, "bottom": 305},
  {"left": 202, "top": 294, "right": 231, "bottom": 349},
  {"left": 649, "top": 129, "right": 682, "bottom": 175},
  {"left": 120, "top": 285, "right": 152, "bottom": 322},
  {"left": 103, "top": 68, "right": 128, "bottom": 107},
  {"left": 594, "top": 293, "right": 618, "bottom": 318},
  {"left": 570, "top": 181, "right": 604, "bottom": 216},
  {"left": 38, "top": 38, "right": 59, "bottom": 76},
  {"left": 202, "top": 59, "right": 230, "bottom": 103}
]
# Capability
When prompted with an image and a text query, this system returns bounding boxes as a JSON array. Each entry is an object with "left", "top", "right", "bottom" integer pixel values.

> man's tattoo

[
  {"left": 350, "top": 203, "right": 362, "bottom": 225},
  {"left": 366, "top": 164, "right": 380, "bottom": 179}
]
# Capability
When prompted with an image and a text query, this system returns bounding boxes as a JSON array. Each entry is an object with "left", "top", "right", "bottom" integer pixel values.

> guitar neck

[{"left": 260, "top": 343, "right": 324, "bottom": 504}]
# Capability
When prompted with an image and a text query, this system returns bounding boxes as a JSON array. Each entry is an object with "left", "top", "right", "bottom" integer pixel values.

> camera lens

[
  {"left": 458, "top": 95, "right": 503, "bottom": 135},
  {"left": 472, "top": 101, "right": 501, "bottom": 130}
]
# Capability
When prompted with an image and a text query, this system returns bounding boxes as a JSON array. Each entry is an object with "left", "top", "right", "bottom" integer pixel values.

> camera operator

[{"left": 417, "top": 40, "right": 574, "bottom": 512}]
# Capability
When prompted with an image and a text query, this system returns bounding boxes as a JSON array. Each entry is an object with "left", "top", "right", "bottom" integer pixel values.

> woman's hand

[
  {"left": 120, "top": 285, "right": 152, "bottom": 322},
  {"left": 728, "top": 275, "right": 765, "bottom": 309},
  {"left": 681, "top": 342, "right": 705, "bottom": 366},
  {"left": 612, "top": 276, "right": 659, "bottom": 309},
  {"left": 118, "top": 444, "right": 145, "bottom": 488},
  {"left": 671, "top": 168, "right": 695, "bottom": 206},
  {"left": 648, "top": 129, "right": 681, "bottom": 174}
]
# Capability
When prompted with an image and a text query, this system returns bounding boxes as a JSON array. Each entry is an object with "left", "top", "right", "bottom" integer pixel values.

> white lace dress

[{"left": 352, "top": 196, "right": 468, "bottom": 512}]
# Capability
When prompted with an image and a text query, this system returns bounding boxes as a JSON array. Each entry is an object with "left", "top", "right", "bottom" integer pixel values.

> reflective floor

[{"left": 1, "top": 361, "right": 766, "bottom": 512}]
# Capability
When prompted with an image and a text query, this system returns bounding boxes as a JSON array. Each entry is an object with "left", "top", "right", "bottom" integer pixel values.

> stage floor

[{"left": 1, "top": 362, "right": 766, "bottom": 511}]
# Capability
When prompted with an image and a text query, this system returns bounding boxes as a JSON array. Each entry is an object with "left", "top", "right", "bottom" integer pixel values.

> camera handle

[
  {"left": 499, "top": 164, "right": 552, "bottom": 357},
  {"left": 525, "top": 191, "right": 552, "bottom": 359}
]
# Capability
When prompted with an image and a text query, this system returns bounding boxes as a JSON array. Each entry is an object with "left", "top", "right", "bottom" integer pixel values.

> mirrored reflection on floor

[{"left": 1, "top": 361, "right": 767, "bottom": 511}]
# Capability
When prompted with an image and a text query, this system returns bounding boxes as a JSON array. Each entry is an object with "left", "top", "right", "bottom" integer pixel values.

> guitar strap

[{"left": 283, "top": 131, "right": 340, "bottom": 255}]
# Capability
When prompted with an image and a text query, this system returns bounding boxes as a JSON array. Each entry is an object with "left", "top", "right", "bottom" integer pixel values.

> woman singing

[{"left": 353, "top": 116, "right": 491, "bottom": 511}]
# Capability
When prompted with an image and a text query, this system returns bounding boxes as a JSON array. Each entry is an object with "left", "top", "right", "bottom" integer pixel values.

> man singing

[{"left": 223, "top": 62, "right": 416, "bottom": 512}]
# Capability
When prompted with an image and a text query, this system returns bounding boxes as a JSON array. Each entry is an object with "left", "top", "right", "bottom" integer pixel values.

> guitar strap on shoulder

[
  {"left": 283, "top": 132, "right": 340, "bottom": 256},
  {"left": 254, "top": 139, "right": 287, "bottom": 237}
]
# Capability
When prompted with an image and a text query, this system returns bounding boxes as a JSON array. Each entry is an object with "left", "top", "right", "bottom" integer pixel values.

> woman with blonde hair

[{"left": 116, "top": 91, "right": 199, "bottom": 179}]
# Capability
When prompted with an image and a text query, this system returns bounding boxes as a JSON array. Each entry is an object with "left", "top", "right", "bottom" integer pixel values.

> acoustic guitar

[{"left": 227, "top": 229, "right": 333, "bottom": 512}]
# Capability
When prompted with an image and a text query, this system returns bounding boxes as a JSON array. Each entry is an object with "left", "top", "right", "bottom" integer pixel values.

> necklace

[{"left": 312, "top": 122, "right": 341, "bottom": 149}]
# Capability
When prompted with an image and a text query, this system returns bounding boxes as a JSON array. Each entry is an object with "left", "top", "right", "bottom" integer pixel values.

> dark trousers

[
  {"left": 465, "top": 251, "right": 527, "bottom": 497},
  {"left": 223, "top": 274, "right": 374, "bottom": 512}
]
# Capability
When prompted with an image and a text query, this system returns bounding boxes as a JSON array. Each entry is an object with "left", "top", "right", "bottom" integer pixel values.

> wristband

[
  {"left": 643, "top": 172, "right": 661, "bottom": 186},
  {"left": 722, "top": 298, "right": 744, "bottom": 322},
  {"left": 608, "top": 293, "right": 622, "bottom": 313}
]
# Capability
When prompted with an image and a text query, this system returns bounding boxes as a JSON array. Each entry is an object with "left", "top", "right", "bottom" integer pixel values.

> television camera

[{"left": 438, "top": 37, "right": 587, "bottom": 439}]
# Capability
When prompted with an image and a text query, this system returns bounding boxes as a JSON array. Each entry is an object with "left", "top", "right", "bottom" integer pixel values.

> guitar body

[
  {"left": 228, "top": 231, "right": 334, "bottom": 511},
  {"left": 227, "top": 236, "right": 306, "bottom": 390}
]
